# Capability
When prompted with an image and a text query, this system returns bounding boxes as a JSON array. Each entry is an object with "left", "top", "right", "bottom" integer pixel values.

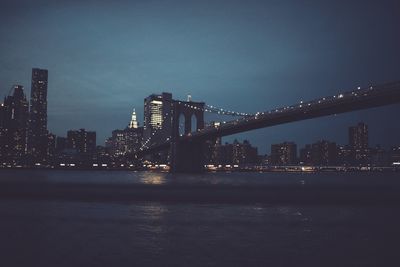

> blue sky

[{"left": 1, "top": 0, "right": 400, "bottom": 153}]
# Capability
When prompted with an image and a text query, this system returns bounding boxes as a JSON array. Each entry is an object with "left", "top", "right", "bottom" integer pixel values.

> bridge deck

[{"left": 140, "top": 81, "right": 400, "bottom": 154}]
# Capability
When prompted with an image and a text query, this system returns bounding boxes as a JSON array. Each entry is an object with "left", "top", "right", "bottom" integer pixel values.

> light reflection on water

[
  {"left": 138, "top": 172, "right": 167, "bottom": 185},
  {"left": 1, "top": 169, "right": 400, "bottom": 187}
]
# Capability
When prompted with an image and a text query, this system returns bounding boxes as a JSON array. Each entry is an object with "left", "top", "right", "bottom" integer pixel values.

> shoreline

[{"left": 0, "top": 166, "right": 399, "bottom": 173}]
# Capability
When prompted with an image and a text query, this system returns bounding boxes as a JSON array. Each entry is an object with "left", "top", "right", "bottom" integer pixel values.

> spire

[{"left": 129, "top": 108, "right": 138, "bottom": 129}]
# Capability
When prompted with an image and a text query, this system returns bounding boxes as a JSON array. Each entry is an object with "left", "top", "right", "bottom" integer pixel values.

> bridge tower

[{"left": 170, "top": 100, "right": 205, "bottom": 173}]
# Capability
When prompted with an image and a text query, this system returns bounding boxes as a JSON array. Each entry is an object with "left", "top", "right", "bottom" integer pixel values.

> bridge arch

[
  {"left": 191, "top": 114, "right": 197, "bottom": 133},
  {"left": 172, "top": 100, "right": 205, "bottom": 138},
  {"left": 178, "top": 113, "right": 185, "bottom": 136}
]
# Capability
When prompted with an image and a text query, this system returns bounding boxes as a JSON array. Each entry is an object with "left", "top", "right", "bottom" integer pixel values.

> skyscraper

[
  {"left": 28, "top": 68, "right": 48, "bottom": 161},
  {"left": 129, "top": 108, "right": 138, "bottom": 129},
  {"left": 349, "top": 122, "right": 368, "bottom": 150},
  {"left": 0, "top": 103, "right": 5, "bottom": 158},
  {"left": 1, "top": 85, "right": 29, "bottom": 160},
  {"left": 348, "top": 122, "right": 370, "bottom": 164},
  {"left": 143, "top": 92, "right": 172, "bottom": 146}
]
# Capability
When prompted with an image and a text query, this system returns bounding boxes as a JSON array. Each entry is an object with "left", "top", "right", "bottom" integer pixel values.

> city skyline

[
  {"left": 1, "top": 0, "right": 400, "bottom": 151},
  {"left": 2, "top": 67, "right": 399, "bottom": 170},
  {"left": 1, "top": 68, "right": 400, "bottom": 154}
]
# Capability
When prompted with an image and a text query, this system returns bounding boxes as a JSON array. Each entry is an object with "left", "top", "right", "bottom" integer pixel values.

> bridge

[{"left": 136, "top": 81, "right": 400, "bottom": 173}]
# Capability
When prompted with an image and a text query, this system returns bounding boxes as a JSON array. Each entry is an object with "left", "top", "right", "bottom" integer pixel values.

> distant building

[
  {"left": 109, "top": 127, "right": 143, "bottom": 156},
  {"left": 349, "top": 122, "right": 368, "bottom": 150},
  {"left": 28, "top": 68, "right": 49, "bottom": 161},
  {"left": 128, "top": 108, "right": 139, "bottom": 129},
  {"left": 270, "top": 142, "right": 297, "bottom": 165},
  {"left": 348, "top": 122, "right": 370, "bottom": 164},
  {"left": 108, "top": 108, "right": 144, "bottom": 157},
  {"left": 299, "top": 144, "right": 312, "bottom": 165},
  {"left": 337, "top": 145, "right": 353, "bottom": 165},
  {"left": 217, "top": 139, "right": 258, "bottom": 165},
  {"left": 0, "top": 103, "right": 5, "bottom": 158},
  {"left": 310, "top": 140, "right": 337, "bottom": 166},
  {"left": 67, "top": 129, "right": 96, "bottom": 154},
  {"left": 1, "top": 85, "right": 29, "bottom": 160},
  {"left": 143, "top": 93, "right": 172, "bottom": 146},
  {"left": 56, "top": 136, "right": 68, "bottom": 153},
  {"left": 232, "top": 140, "right": 258, "bottom": 164},
  {"left": 219, "top": 142, "right": 233, "bottom": 165},
  {"left": 204, "top": 122, "right": 222, "bottom": 164},
  {"left": 370, "top": 145, "right": 390, "bottom": 166},
  {"left": 47, "top": 132, "right": 56, "bottom": 158},
  {"left": 390, "top": 146, "right": 400, "bottom": 165}
]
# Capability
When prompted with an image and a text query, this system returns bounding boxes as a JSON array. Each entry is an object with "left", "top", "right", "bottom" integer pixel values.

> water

[{"left": 0, "top": 170, "right": 399, "bottom": 266}]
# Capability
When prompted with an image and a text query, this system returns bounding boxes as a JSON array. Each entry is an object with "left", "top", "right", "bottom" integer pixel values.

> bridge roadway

[{"left": 139, "top": 81, "right": 400, "bottom": 155}]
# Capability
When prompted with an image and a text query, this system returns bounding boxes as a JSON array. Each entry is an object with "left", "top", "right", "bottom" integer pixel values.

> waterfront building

[
  {"left": 215, "top": 139, "right": 258, "bottom": 165},
  {"left": 349, "top": 122, "right": 370, "bottom": 164},
  {"left": 390, "top": 146, "right": 400, "bottom": 165},
  {"left": 270, "top": 142, "right": 297, "bottom": 165},
  {"left": 337, "top": 145, "right": 353, "bottom": 165},
  {"left": 109, "top": 127, "right": 143, "bottom": 156},
  {"left": 67, "top": 129, "right": 96, "bottom": 154},
  {"left": 349, "top": 122, "right": 369, "bottom": 150},
  {"left": 0, "top": 103, "right": 5, "bottom": 158},
  {"left": 232, "top": 139, "right": 258, "bottom": 164},
  {"left": 204, "top": 121, "right": 222, "bottom": 164},
  {"left": 310, "top": 140, "right": 337, "bottom": 166},
  {"left": 28, "top": 68, "right": 48, "bottom": 161},
  {"left": 47, "top": 132, "right": 56, "bottom": 158},
  {"left": 299, "top": 144, "right": 312, "bottom": 165},
  {"left": 56, "top": 136, "right": 68, "bottom": 153},
  {"left": 108, "top": 108, "right": 144, "bottom": 157},
  {"left": 370, "top": 145, "right": 390, "bottom": 166},
  {"left": 143, "top": 92, "right": 172, "bottom": 146},
  {"left": 1, "top": 85, "right": 29, "bottom": 160}
]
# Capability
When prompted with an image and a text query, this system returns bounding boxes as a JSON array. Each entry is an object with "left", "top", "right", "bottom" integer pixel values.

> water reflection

[
  {"left": 131, "top": 203, "right": 169, "bottom": 236},
  {"left": 139, "top": 172, "right": 167, "bottom": 185}
]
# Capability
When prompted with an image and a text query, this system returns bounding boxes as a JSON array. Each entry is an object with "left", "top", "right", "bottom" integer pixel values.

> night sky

[{"left": 1, "top": 0, "right": 399, "bottom": 153}]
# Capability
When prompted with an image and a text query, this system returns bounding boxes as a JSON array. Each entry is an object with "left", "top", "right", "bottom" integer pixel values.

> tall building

[
  {"left": 310, "top": 140, "right": 337, "bottom": 166},
  {"left": 143, "top": 93, "right": 172, "bottom": 146},
  {"left": 390, "top": 146, "right": 400, "bottom": 165},
  {"left": 349, "top": 122, "right": 368, "bottom": 150},
  {"left": 108, "top": 108, "right": 144, "bottom": 157},
  {"left": 270, "top": 142, "right": 297, "bottom": 165},
  {"left": 299, "top": 144, "right": 312, "bottom": 165},
  {"left": 232, "top": 139, "right": 258, "bottom": 164},
  {"left": 1, "top": 85, "right": 29, "bottom": 160},
  {"left": 204, "top": 121, "right": 222, "bottom": 164},
  {"left": 67, "top": 129, "right": 96, "bottom": 154},
  {"left": 55, "top": 136, "right": 68, "bottom": 153},
  {"left": 348, "top": 122, "right": 370, "bottom": 164},
  {"left": 47, "top": 132, "right": 56, "bottom": 158},
  {"left": 216, "top": 139, "right": 258, "bottom": 165},
  {"left": 28, "top": 68, "right": 48, "bottom": 160},
  {"left": 0, "top": 103, "right": 5, "bottom": 158},
  {"left": 129, "top": 108, "right": 139, "bottom": 129},
  {"left": 109, "top": 127, "right": 143, "bottom": 157},
  {"left": 337, "top": 145, "right": 353, "bottom": 165}
]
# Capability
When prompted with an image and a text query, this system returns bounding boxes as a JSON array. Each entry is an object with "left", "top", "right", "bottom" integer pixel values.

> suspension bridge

[{"left": 136, "top": 81, "right": 400, "bottom": 173}]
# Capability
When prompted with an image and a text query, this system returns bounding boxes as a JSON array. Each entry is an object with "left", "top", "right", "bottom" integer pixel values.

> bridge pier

[
  {"left": 170, "top": 140, "right": 205, "bottom": 173},
  {"left": 170, "top": 100, "right": 206, "bottom": 173}
]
